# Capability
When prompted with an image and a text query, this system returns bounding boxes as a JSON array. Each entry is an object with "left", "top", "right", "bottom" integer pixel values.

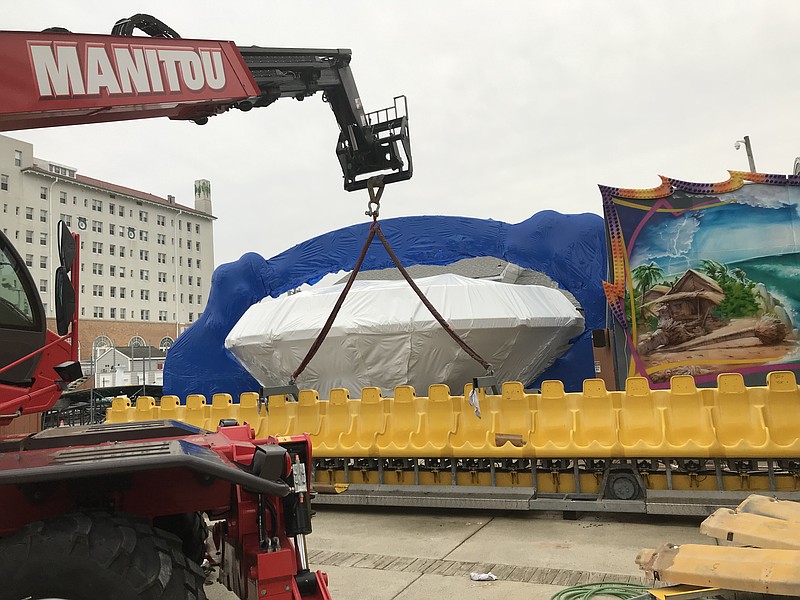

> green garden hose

[{"left": 550, "top": 581, "right": 650, "bottom": 600}]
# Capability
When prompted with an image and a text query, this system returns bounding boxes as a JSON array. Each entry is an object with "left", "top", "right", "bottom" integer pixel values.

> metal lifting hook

[{"left": 365, "top": 175, "right": 385, "bottom": 221}]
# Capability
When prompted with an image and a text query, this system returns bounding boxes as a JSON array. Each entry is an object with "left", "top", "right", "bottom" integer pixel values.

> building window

[
  {"left": 109, "top": 244, "right": 115, "bottom": 256},
  {"left": 119, "top": 287, "right": 126, "bottom": 299},
  {"left": 92, "top": 242, "right": 103, "bottom": 254},
  {"left": 40, "top": 209, "right": 47, "bottom": 223},
  {"left": 186, "top": 221, "right": 192, "bottom": 232},
  {"left": 110, "top": 307, "right": 116, "bottom": 319},
  {"left": 187, "top": 258, "right": 193, "bottom": 268},
  {"left": 198, "top": 295, "right": 202, "bottom": 305},
  {"left": 109, "top": 224, "right": 116, "bottom": 235},
  {"left": 157, "top": 233, "right": 166, "bottom": 245},
  {"left": 196, "top": 260, "right": 201, "bottom": 269},
  {"left": 59, "top": 213, "right": 72, "bottom": 226},
  {"left": 25, "top": 254, "right": 33, "bottom": 267},
  {"left": 157, "top": 253, "right": 166, "bottom": 264},
  {"left": 119, "top": 268, "right": 125, "bottom": 278},
  {"left": 119, "top": 308, "right": 126, "bottom": 319},
  {"left": 140, "top": 270, "right": 149, "bottom": 281},
  {"left": 92, "top": 285, "right": 103, "bottom": 297},
  {"left": 59, "top": 191, "right": 67, "bottom": 204},
  {"left": 92, "top": 263, "right": 103, "bottom": 275},
  {"left": 158, "top": 272, "right": 167, "bottom": 283},
  {"left": 109, "top": 203, "right": 115, "bottom": 215},
  {"left": 140, "top": 290, "right": 149, "bottom": 301},
  {"left": 118, "top": 205, "right": 124, "bottom": 217},
  {"left": 140, "top": 250, "right": 149, "bottom": 261},
  {"left": 197, "top": 277, "right": 201, "bottom": 287},
  {"left": 139, "top": 230, "right": 148, "bottom": 242},
  {"left": 157, "top": 215, "right": 165, "bottom": 226},
  {"left": 109, "top": 265, "right": 116, "bottom": 277},
  {"left": 188, "top": 294, "right": 194, "bottom": 304},
  {"left": 195, "top": 224, "right": 200, "bottom": 234},
  {"left": 110, "top": 286, "right": 116, "bottom": 297},
  {"left": 25, "top": 207, "right": 33, "bottom": 220},
  {"left": 0, "top": 174, "right": 7, "bottom": 191},
  {"left": 39, "top": 232, "right": 47, "bottom": 245},
  {"left": 139, "top": 210, "right": 148, "bottom": 222},
  {"left": 141, "top": 310, "right": 150, "bottom": 321},
  {"left": 92, "top": 220, "right": 102, "bottom": 233},
  {"left": 39, "top": 256, "right": 47, "bottom": 269},
  {"left": 92, "top": 199, "right": 102, "bottom": 212},
  {"left": 40, "top": 187, "right": 47, "bottom": 200},
  {"left": 119, "top": 246, "right": 125, "bottom": 258},
  {"left": 188, "top": 312, "right": 194, "bottom": 322},
  {"left": 14, "top": 150, "right": 21, "bottom": 167},
  {"left": 195, "top": 241, "right": 200, "bottom": 251},
  {"left": 39, "top": 280, "right": 47, "bottom": 293},
  {"left": 25, "top": 231, "right": 33, "bottom": 244},
  {"left": 159, "top": 312, "right": 168, "bottom": 323},
  {"left": 158, "top": 291, "right": 167, "bottom": 302}
]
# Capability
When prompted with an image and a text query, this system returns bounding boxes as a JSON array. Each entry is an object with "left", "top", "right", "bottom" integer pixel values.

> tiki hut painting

[{"left": 642, "top": 269, "right": 724, "bottom": 324}]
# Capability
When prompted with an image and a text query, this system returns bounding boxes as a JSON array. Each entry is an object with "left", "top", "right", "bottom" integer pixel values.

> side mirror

[
  {"left": 55, "top": 266, "right": 74, "bottom": 336},
  {"left": 57, "top": 220, "right": 75, "bottom": 272}
]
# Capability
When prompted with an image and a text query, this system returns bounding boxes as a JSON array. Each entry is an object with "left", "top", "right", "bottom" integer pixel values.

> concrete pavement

[{"left": 206, "top": 506, "right": 710, "bottom": 599}]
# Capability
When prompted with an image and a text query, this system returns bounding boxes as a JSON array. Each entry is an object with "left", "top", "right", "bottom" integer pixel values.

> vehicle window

[{"left": 0, "top": 242, "right": 36, "bottom": 329}]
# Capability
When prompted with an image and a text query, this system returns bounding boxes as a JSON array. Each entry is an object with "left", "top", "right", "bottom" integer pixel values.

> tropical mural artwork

[{"left": 601, "top": 171, "right": 800, "bottom": 386}]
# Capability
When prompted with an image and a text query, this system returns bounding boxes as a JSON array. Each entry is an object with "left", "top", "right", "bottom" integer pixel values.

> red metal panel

[{"left": 0, "top": 31, "right": 260, "bottom": 130}]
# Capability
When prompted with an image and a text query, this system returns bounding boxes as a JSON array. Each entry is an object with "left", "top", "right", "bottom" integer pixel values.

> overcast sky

[{"left": 5, "top": 1, "right": 800, "bottom": 267}]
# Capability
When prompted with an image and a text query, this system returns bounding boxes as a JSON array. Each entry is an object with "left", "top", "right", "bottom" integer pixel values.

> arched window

[
  {"left": 159, "top": 336, "right": 174, "bottom": 351},
  {"left": 129, "top": 335, "right": 146, "bottom": 348},
  {"left": 92, "top": 335, "right": 114, "bottom": 359}
]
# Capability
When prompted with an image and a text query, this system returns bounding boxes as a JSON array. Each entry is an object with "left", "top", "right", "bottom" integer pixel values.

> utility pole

[{"left": 735, "top": 136, "right": 757, "bottom": 172}]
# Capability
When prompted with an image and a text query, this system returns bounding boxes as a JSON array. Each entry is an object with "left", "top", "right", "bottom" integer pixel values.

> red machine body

[{"left": 0, "top": 31, "right": 260, "bottom": 130}]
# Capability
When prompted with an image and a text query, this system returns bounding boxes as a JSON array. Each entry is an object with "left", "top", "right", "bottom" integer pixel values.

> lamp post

[{"left": 735, "top": 136, "right": 757, "bottom": 172}]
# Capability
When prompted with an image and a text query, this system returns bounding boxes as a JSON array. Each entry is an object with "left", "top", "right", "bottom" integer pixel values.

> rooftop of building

[{"left": 23, "top": 164, "right": 214, "bottom": 220}]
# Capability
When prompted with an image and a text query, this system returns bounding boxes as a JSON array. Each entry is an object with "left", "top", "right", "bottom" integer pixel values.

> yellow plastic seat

[
  {"left": 158, "top": 395, "right": 185, "bottom": 423},
  {"left": 133, "top": 396, "right": 157, "bottom": 421},
  {"left": 490, "top": 382, "right": 532, "bottom": 457},
  {"left": 210, "top": 393, "right": 234, "bottom": 430},
  {"left": 266, "top": 394, "right": 296, "bottom": 437},
  {"left": 618, "top": 377, "right": 664, "bottom": 451},
  {"left": 765, "top": 372, "right": 800, "bottom": 447},
  {"left": 663, "top": 376, "right": 715, "bottom": 452},
  {"left": 451, "top": 384, "right": 491, "bottom": 456},
  {"left": 184, "top": 394, "right": 208, "bottom": 428},
  {"left": 712, "top": 373, "right": 767, "bottom": 450},
  {"left": 531, "top": 380, "right": 574, "bottom": 454},
  {"left": 108, "top": 396, "right": 133, "bottom": 423},
  {"left": 410, "top": 384, "right": 457, "bottom": 455},
  {"left": 573, "top": 379, "right": 618, "bottom": 454},
  {"left": 296, "top": 389, "right": 323, "bottom": 439},
  {"left": 237, "top": 392, "right": 265, "bottom": 436},
  {"left": 376, "top": 385, "right": 421, "bottom": 456},
  {"left": 340, "top": 387, "right": 386, "bottom": 455},
  {"left": 316, "top": 388, "right": 354, "bottom": 455}
]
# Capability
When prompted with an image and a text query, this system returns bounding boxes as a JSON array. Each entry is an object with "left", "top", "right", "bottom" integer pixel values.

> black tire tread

[{"left": 0, "top": 512, "right": 207, "bottom": 600}]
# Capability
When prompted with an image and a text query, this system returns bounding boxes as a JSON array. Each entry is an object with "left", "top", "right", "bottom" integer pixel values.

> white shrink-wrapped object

[{"left": 225, "top": 274, "right": 584, "bottom": 398}]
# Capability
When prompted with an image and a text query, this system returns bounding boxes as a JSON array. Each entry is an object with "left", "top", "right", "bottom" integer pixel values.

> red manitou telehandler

[{"left": 0, "top": 14, "right": 412, "bottom": 599}]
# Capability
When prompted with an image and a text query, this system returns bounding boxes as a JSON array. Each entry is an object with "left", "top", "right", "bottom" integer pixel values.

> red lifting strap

[{"left": 291, "top": 177, "right": 493, "bottom": 383}]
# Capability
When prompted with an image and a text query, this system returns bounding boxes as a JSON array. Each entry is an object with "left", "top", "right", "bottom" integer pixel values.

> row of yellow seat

[{"left": 106, "top": 371, "right": 800, "bottom": 458}]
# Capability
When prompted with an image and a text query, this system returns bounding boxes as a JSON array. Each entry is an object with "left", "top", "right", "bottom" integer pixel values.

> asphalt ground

[{"left": 205, "top": 506, "right": 710, "bottom": 600}]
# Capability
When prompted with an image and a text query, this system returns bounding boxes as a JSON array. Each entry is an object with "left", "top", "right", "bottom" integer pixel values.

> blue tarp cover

[{"left": 163, "top": 211, "right": 606, "bottom": 400}]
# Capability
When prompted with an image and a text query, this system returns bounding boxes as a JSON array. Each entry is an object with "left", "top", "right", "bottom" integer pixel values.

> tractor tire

[
  {"left": 154, "top": 512, "right": 210, "bottom": 565},
  {"left": 0, "top": 512, "right": 207, "bottom": 600}
]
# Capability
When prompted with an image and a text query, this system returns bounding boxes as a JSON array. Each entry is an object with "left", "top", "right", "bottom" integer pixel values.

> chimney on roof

[
  {"left": 167, "top": 194, "right": 175, "bottom": 204},
  {"left": 194, "top": 179, "right": 212, "bottom": 215}
]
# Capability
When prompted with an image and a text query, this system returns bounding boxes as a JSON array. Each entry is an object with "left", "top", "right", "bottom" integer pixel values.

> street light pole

[{"left": 735, "top": 136, "right": 757, "bottom": 172}]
